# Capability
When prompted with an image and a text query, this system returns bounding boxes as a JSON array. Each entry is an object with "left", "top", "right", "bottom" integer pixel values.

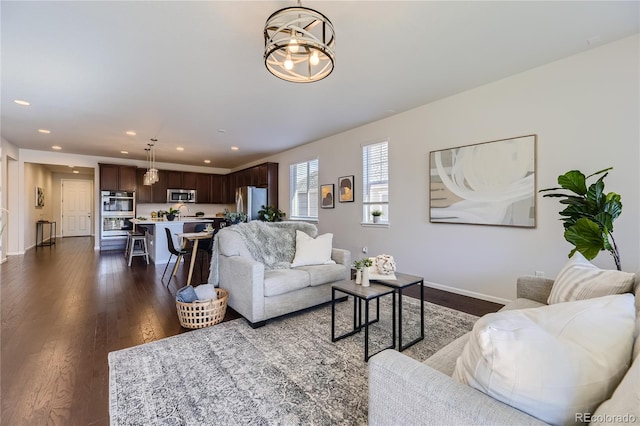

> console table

[{"left": 35, "top": 220, "right": 57, "bottom": 250}]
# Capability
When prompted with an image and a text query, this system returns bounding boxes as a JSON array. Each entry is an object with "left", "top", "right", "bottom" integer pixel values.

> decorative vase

[
  {"left": 355, "top": 269, "right": 362, "bottom": 284},
  {"left": 362, "top": 267, "right": 370, "bottom": 287},
  {"left": 166, "top": 214, "right": 175, "bottom": 221},
  {"left": 373, "top": 215, "right": 380, "bottom": 224}
]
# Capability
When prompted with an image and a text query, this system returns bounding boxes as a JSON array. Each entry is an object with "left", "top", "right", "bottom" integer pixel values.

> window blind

[{"left": 290, "top": 159, "right": 318, "bottom": 219}]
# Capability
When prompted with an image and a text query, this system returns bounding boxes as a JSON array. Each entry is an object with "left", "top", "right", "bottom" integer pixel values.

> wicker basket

[{"left": 176, "top": 288, "right": 229, "bottom": 329}]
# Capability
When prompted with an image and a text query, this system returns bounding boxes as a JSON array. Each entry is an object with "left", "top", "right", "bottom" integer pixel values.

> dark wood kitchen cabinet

[
  {"left": 195, "top": 173, "right": 211, "bottom": 204},
  {"left": 136, "top": 169, "right": 168, "bottom": 204},
  {"left": 99, "top": 164, "right": 137, "bottom": 192},
  {"left": 135, "top": 168, "right": 152, "bottom": 203},
  {"left": 166, "top": 171, "right": 197, "bottom": 190}
]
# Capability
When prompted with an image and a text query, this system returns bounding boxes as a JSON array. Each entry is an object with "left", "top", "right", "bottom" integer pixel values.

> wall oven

[{"left": 100, "top": 191, "right": 135, "bottom": 249}]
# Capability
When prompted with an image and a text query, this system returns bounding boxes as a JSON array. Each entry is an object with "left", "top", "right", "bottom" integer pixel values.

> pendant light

[{"left": 264, "top": 0, "right": 335, "bottom": 83}]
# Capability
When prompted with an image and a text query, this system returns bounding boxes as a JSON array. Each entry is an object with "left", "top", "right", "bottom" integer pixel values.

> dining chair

[
  {"left": 162, "top": 227, "right": 190, "bottom": 286},
  {"left": 193, "top": 224, "right": 215, "bottom": 275}
]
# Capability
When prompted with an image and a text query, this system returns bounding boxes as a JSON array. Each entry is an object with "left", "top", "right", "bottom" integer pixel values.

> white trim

[
  {"left": 424, "top": 280, "right": 512, "bottom": 305},
  {"left": 360, "top": 223, "right": 389, "bottom": 228}
]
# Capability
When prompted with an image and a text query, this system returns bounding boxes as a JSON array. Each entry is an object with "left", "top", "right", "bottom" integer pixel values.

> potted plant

[
  {"left": 166, "top": 207, "right": 178, "bottom": 221},
  {"left": 353, "top": 259, "right": 364, "bottom": 284},
  {"left": 258, "top": 205, "right": 286, "bottom": 222},
  {"left": 540, "top": 167, "right": 623, "bottom": 270},
  {"left": 371, "top": 209, "right": 383, "bottom": 224},
  {"left": 361, "top": 257, "right": 373, "bottom": 286},
  {"left": 223, "top": 208, "right": 247, "bottom": 225}
]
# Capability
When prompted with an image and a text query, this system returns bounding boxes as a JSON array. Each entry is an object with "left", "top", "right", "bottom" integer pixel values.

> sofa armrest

[
  {"left": 368, "top": 350, "right": 545, "bottom": 426},
  {"left": 331, "top": 248, "right": 350, "bottom": 265},
  {"left": 516, "top": 275, "right": 555, "bottom": 304},
  {"left": 331, "top": 248, "right": 351, "bottom": 275},
  {"left": 218, "top": 255, "right": 266, "bottom": 323}
]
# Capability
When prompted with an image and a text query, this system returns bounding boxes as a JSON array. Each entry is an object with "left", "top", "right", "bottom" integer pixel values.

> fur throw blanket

[{"left": 208, "top": 221, "right": 318, "bottom": 286}]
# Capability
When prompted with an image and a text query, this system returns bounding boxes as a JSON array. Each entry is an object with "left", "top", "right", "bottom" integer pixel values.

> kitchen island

[{"left": 131, "top": 218, "right": 219, "bottom": 264}]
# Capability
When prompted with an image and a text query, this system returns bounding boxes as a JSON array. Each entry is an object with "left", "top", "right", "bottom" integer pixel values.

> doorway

[{"left": 61, "top": 179, "right": 93, "bottom": 237}]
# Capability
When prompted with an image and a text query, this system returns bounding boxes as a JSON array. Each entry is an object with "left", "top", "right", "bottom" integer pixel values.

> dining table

[{"left": 175, "top": 231, "right": 214, "bottom": 286}]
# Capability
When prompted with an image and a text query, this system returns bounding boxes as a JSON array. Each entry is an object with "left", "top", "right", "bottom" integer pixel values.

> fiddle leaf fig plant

[
  {"left": 258, "top": 205, "right": 286, "bottom": 222},
  {"left": 539, "top": 167, "right": 622, "bottom": 270}
]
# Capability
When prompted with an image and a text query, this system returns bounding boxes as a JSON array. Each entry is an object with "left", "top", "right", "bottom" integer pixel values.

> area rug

[{"left": 109, "top": 297, "right": 478, "bottom": 425}]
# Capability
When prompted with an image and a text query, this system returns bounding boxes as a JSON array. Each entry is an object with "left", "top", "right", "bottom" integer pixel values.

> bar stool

[
  {"left": 124, "top": 230, "right": 144, "bottom": 259},
  {"left": 127, "top": 232, "right": 149, "bottom": 266}
]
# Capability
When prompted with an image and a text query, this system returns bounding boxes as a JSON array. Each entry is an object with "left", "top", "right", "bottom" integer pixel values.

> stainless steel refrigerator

[{"left": 235, "top": 186, "right": 267, "bottom": 221}]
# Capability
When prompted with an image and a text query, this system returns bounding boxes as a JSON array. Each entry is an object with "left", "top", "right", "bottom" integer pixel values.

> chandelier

[
  {"left": 264, "top": 0, "right": 335, "bottom": 83},
  {"left": 143, "top": 139, "right": 159, "bottom": 186}
]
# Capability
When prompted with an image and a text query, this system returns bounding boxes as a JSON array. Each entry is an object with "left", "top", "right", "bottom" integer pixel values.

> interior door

[{"left": 62, "top": 180, "right": 93, "bottom": 237}]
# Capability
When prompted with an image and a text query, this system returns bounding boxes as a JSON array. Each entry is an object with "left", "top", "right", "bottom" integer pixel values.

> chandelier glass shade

[
  {"left": 144, "top": 141, "right": 159, "bottom": 186},
  {"left": 264, "top": 3, "right": 335, "bottom": 83}
]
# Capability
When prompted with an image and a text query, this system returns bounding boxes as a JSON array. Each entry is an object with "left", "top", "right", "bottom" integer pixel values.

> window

[
  {"left": 290, "top": 159, "right": 319, "bottom": 219},
  {"left": 362, "top": 141, "right": 388, "bottom": 224}
]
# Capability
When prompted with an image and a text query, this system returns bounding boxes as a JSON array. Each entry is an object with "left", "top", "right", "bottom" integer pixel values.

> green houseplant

[
  {"left": 540, "top": 167, "right": 622, "bottom": 270},
  {"left": 223, "top": 208, "right": 247, "bottom": 225},
  {"left": 257, "top": 205, "right": 286, "bottom": 222},
  {"left": 371, "top": 209, "right": 383, "bottom": 224},
  {"left": 166, "top": 207, "right": 178, "bottom": 221}
]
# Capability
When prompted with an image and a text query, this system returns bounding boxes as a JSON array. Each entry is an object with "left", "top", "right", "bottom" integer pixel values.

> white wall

[
  {"left": 52, "top": 172, "right": 96, "bottom": 236},
  {"left": 257, "top": 35, "right": 640, "bottom": 303},
  {"left": 23, "top": 163, "right": 54, "bottom": 249},
  {"left": 2, "top": 138, "right": 20, "bottom": 258}
]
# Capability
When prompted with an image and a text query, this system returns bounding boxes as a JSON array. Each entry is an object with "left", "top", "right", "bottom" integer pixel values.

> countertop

[{"left": 131, "top": 218, "right": 217, "bottom": 225}]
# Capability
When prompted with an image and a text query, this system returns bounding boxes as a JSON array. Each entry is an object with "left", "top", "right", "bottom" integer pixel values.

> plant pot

[
  {"left": 373, "top": 216, "right": 380, "bottom": 224},
  {"left": 362, "top": 267, "right": 370, "bottom": 287},
  {"left": 166, "top": 214, "right": 176, "bottom": 221}
]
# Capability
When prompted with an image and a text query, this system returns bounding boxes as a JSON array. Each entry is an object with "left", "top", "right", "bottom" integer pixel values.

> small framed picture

[
  {"left": 321, "top": 184, "right": 334, "bottom": 209},
  {"left": 35, "top": 186, "right": 45, "bottom": 207},
  {"left": 338, "top": 175, "right": 354, "bottom": 203}
]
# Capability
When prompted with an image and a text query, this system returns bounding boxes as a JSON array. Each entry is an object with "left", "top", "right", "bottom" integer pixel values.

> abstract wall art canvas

[
  {"left": 35, "top": 186, "right": 45, "bottom": 208},
  {"left": 321, "top": 184, "right": 334, "bottom": 209},
  {"left": 429, "top": 134, "right": 536, "bottom": 227}
]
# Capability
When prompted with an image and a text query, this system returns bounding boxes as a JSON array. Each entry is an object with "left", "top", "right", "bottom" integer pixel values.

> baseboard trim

[{"left": 424, "top": 281, "right": 511, "bottom": 305}]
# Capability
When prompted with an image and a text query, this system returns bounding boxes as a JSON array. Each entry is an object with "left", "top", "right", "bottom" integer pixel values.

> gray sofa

[
  {"left": 369, "top": 274, "right": 640, "bottom": 425},
  {"left": 216, "top": 221, "right": 351, "bottom": 328}
]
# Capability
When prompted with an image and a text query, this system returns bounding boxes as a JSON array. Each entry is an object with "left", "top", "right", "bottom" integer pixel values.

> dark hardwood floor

[{"left": 1, "top": 237, "right": 501, "bottom": 425}]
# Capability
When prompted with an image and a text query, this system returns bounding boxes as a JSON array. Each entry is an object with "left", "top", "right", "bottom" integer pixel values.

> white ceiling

[{"left": 2, "top": 1, "right": 638, "bottom": 169}]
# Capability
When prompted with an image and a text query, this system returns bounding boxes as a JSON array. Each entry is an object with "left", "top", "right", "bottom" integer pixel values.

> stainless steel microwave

[{"left": 167, "top": 189, "right": 197, "bottom": 203}]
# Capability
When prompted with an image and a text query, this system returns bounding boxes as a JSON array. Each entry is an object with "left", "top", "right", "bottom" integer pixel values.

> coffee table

[
  {"left": 372, "top": 272, "right": 424, "bottom": 351},
  {"left": 331, "top": 280, "right": 396, "bottom": 362}
]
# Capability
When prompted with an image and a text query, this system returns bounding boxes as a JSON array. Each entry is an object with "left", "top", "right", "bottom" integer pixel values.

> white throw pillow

[
  {"left": 290, "top": 230, "right": 335, "bottom": 267},
  {"left": 453, "top": 294, "right": 635, "bottom": 426},
  {"left": 548, "top": 252, "right": 634, "bottom": 304}
]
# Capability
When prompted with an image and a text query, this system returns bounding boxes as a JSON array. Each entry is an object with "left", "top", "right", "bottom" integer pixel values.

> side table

[
  {"left": 36, "top": 221, "right": 57, "bottom": 250},
  {"left": 331, "top": 280, "right": 396, "bottom": 362},
  {"left": 373, "top": 272, "right": 425, "bottom": 351}
]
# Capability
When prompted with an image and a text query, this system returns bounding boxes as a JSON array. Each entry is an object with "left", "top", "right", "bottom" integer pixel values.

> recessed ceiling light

[
  {"left": 176, "top": 146, "right": 184, "bottom": 151},
  {"left": 73, "top": 170, "right": 80, "bottom": 174},
  {"left": 231, "top": 146, "right": 239, "bottom": 151},
  {"left": 126, "top": 131, "right": 136, "bottom": 136},
  {"left": 38, "top": 129, "right": 51, "bottom": 134},
  {"left": 121, "top": 150, "right": 129, "bottom": 154},
  {"left": 14, "top": 99, "right": 30, "bottom": 106},
  {"left": 204, "top": 160, "right": 211, "bottom": 164},
  {"left": 52, "top": 145, "right": 62, "bottom": 150}
]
